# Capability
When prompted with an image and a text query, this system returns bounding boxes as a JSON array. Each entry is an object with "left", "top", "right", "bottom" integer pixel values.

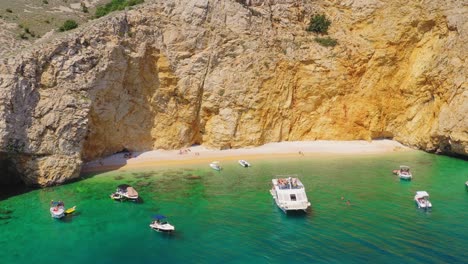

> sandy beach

[{"left": 81, "top": 140, "right": 413, "bottom": 173}]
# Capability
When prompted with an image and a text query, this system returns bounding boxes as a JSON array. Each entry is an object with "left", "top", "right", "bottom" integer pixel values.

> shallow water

[{"left": 0, "top": 152, "right": 467, "bottom": 263}]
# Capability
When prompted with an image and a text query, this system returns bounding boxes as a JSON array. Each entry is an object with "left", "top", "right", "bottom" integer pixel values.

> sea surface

[{"left": 0, "top": 151, "right": 467, "bottom": 263}]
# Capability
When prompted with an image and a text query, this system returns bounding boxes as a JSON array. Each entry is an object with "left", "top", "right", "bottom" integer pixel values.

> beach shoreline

[{"left": 80, "top": 140, "right": 413, "bottom": 173}]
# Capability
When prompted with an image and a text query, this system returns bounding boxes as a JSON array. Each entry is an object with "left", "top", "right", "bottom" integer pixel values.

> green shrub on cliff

[
  {"left": 59, "top": 20, "right": 78, "bottom": 32},
  {"left": 95, "top": 0, "right": 144, "bottom": 18},
  {"left": 314, "top": 37, "right": 337, "bottom": 47},
  {"left": 307, "top": 14, "right": 331, "bottom": 34}
]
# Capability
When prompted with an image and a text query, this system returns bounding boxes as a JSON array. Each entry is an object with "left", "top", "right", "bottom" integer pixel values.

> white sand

[{"left": 81, "top": 140, "right": 412, "bottom": 173}]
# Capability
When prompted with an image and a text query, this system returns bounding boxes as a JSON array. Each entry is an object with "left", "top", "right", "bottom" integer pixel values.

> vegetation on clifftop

[{"left": 95, "top": 0, "right": 144, "bottom": 18}]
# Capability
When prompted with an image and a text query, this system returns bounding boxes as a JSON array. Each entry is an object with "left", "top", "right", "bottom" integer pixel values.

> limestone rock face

[{"left": 0, "top": 0, "right": 466, "bottom": 186}]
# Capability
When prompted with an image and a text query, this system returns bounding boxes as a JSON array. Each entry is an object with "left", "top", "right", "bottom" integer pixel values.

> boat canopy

[
  {"left": 51, "top": 201, "right": 64, "bottom": 206},
  {"left": 152, "top": 214, "right": 167, "bottom": 220},
  {"left": 415, "top": 191, "right": 429, "bottom": 198},
  {"left": 127, "top": 187, "right": 138, "bottom": 196},
  {"left": 117, "top": 184, "right": 131, "bottom": 191}
]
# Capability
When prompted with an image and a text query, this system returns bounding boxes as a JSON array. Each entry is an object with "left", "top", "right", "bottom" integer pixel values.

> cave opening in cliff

[{"left": 0, "top": 153, "right": 30, "bottom": 201}]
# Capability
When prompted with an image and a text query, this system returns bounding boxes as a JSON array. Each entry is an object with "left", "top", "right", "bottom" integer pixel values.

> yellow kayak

[{"left": 65, "top": 206, "right": 76, "bottom": 214}]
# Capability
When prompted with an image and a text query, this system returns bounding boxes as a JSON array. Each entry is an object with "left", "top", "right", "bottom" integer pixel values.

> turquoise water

[{"left": 0, "top": 151, "right": 467, "bottom": 263}]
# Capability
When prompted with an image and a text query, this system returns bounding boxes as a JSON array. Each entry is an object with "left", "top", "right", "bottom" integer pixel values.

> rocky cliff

[{"left": 0, "top": 0, "right": 466, "bottom": 186}]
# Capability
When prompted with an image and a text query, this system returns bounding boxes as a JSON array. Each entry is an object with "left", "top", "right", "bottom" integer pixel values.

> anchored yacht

[{"left": 270, "top": 175, "right": 310, "bottom": 213}]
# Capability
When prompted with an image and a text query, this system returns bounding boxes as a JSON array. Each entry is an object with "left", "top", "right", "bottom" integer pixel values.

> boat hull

[
  {"left": 210, "top": 164, "right": 221, "bottom": 171},
  {"left": 414, "top": 198, "right": 432, "bottom": 209},
  {"left": 270, "top": 189, "right": 310, "bottom": 213},
  {"left": 110, "top": 192, "right": 139, "bottom": 201},
  {"left": 149, "top": 224, "right": 175, "bottom": 232},
  {"left": 399, "top": 176, "right": 412, "bottom": 180},
  {"left": 50, "top": 207, "right": 65, "bottom": 219},
  {"left": 238, "top": 160, "right": 250, "bottom": 167},
  {"left": 398, "top": 173, "right": 412, "bottom": 180},
  {"left": 415, "top": 201, "right": 432, "bottom": 209}
]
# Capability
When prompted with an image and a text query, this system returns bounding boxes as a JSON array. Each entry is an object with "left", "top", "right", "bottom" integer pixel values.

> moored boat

[
  {"left": 238, "top": 160, "right": 251, "bottom": 167},
  {"left": 270, "top": 175, "right": 310, "bottom": 213},
  {"left": 149, "top": 214, "right": 175, "bottom": 232},
  {"left": 210, "top": 161, "right": 222, "bottom": 171},
  {"left": 414, "top": 191, "right": 432, "bottom": 209},
  {"left": 394, "top": 165, "right": 412, "bottom": 180},
  {"left": 110, "top": 184, "right": 139, "bottom": 201},
  {"left": 50, "top": 200, "right": 65, "bottom": 219}
]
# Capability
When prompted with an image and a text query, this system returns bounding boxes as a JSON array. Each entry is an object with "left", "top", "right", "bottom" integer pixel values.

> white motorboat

[
  {"left": 110, "top": 184, "right": 139, "bottom": 201},
  {"left": 414, "top": 191, "right": 432, "bottom": 209},
  {"left": 150, "top": 215, "right": 175, "bottom": 233},
  {"left": 270, "top": 175, "right": 310, "bottom": 213},
  {"left": 395, "top": 165, "right": 412, "bottom": 180},
  {"left": 465, "top": 181, "right": 468, "bottom": 189},
  {"left": 50, "top": 201, "right": 65, "bottom": 219},
  {"left": 238, "top": 160, "right": 251, "bottom": 167},
  {"left": 210, "top": 161, "right": 222, "bottom": 171}
]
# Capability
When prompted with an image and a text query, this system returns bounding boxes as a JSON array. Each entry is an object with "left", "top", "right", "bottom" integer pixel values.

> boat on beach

[
  {"left": 210, "top": 161, "right": 222, "bottom": 171},
  {"left": 149, "top": 214, "right": 175, "bottom": 233},
  {"left": 238, "top": 160, "right": 251, "bottom": 167},
  {"left": 270, "top": 175, "right": 310, "bottom": 213},
  {"left": 414, "top": 191, "right": 432, "bottom": 209},
  {"left": 50, "top": 201, "right": 65, "bottom": 218},
  {"left": 110, "top": 184, "right": 139, "bottom": 201},
  {"left": 393, "top": 165, "right": 412, "bottom": 180}
]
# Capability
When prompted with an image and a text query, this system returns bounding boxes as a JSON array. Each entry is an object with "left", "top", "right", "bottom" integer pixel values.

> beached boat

[
  {"left": 50, "top": 201, "right": 65, "bottom": 219},
  {"left": 149, "top": 214, "right": 175, "bottom": 232},
  {"left": 270, "top": 175, "right": 310, "bottom": 213},
  {"left": 110, "top": 184, "right": 139, "bottom": 201},
  {"left": 393, "top": 165, "right": 412, "bottom": 180},
  {"left": 210, "top": 161, "right": 222, "bottom": 171},
  {"left": 414, "top": 191, "right": 432, "bottom": 209},
  {"left": 238, "top": 160, "right": 251, "bottom": 167}
]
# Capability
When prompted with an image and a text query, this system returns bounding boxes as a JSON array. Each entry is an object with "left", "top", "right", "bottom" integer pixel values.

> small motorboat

[
  {"left": 465, "top": 181, "right": 468, "bottom": 189},
  {"left": 149, "top": 214, "right": 175, "bottom": 233},
  {"left": 209, "top": 161, "right": 222, "bottom": 171},
  {"left": 394, "top": 165, "right": 412, "bottom": 180},
  {"left": 238, "top": 159, "right": 251, "bottom": 168},
  {"left": 50, "top": 200, "right": 65, "bottom": 219},
  {"left": 414, "top": 191, "right": 432, "bottom": 209},
  {"left": 110, "top": 184, "right": 139, "bottom": 201}
]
